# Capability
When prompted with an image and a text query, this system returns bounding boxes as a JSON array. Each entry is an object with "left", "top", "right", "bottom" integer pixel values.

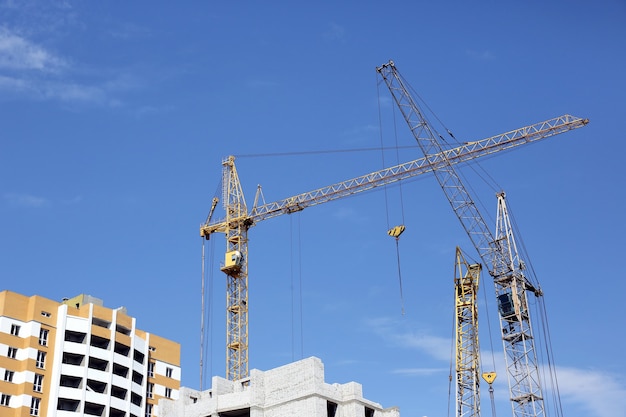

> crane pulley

[{"left": 201, "top": 62, "right": 588, "bottom": 382}]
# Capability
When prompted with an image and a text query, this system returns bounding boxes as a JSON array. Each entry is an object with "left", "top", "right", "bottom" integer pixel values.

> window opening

[
  {"left": 36, "top": 351, "right": 46, "bottom": 369},
  {"left": 88, "top": 356, "right": 108, "bottom": 371},
  {"left": 131, "top": 392, "right": 142, "bottom": 406},
  {"left": 90, "top": 335, "right": 110, "bottom": 350},
  {"left": 3, "top": 370, "right": 14, "bottom": 382},
  {"left": 30, "top": 397, "right": 41, "bottom": 416},
  {"left": 84, "top": 402, "right": 104, "bottom": 416},
  {"left": 57, "top": 398, "right": 80, "bottom": 412},
  {"left": 116, "top": 324, "right": 131, "bottom": 335},
  {"left": 60, "top": 375, "right": 82, "bottom": 388},
  {"left": 64, "top": 330, "right": 87, "bottom": 343},
  {"left": 39, "top": 328, "right": 49, "bottom": 346},
  {"left": 10, "top": 324, "right": 20, "bottom": 336},
  {"left": 327, "top": 401, "right": 338, "bottom": 417},
  {"left": 87, "top": 379, "right": 107, "bottom": 393},
  {"left": 33, "top": 374, "right": 44, "bottom": 392},
  {"left": 7, "top": 347, "right": 17, "bottom": 359},
  {"left": 114, "top": 342, "right": 130, "bottom": 357},
  {"left": 62, "top": 352, "right": 85, "bottom": 366},
  {"left": 112, "top": 363, "right": 129, "bottom": 378},
  {"left": 133, "top": 349, "right": 145, "bottom": 364},
  {"left": 217, "top": 408, "right": 250, "bottom": 417},
  {"left": 111, "top": 385, "right": 127, "bottom": 400},
  {"left": 92, "top": 317, "right": 111, "bottom": 329},
  {"left": 109, "top": 407, "right": 125, "bottom": 417},
  {"left": 132, "top": 371, "right": 143, "bottom": 385}
]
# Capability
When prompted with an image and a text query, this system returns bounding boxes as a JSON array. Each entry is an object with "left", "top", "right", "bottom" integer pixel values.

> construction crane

[
  {"left": 376, "top": 60, "right": 588, "bottom": 417},
  {"left": 201, "top": 113, "right": 586, "bottom": 382},
  {"left": 454, "top": 247, "right": 483, "bottom": 417}
]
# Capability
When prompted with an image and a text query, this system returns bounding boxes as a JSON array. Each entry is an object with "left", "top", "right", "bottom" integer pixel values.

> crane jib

[{"left": 201, "top": 114, "right": 587, "bottom": 236}]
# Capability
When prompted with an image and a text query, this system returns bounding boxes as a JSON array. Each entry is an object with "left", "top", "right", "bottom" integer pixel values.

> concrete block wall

[{"left": 159, "top": 357, "right": 400, "bottom": 417}]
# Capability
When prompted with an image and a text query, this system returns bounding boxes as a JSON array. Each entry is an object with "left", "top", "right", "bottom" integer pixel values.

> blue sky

[{"left": 1, "top": 1, "right": 625, "bottom": 416}]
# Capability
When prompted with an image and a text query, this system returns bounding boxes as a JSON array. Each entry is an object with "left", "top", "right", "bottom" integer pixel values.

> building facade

[
  {"left": 160, "top": 357, "right": 400, "bottom": 417},
  {"left": 0, "top": 291, "right": 180, "bottom": 417}
]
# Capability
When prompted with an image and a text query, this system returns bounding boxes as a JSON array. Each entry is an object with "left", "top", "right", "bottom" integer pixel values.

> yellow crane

[
  {"left": 454, "top": 247, "right": 483, "bottom": 417},
  {"left": 201, "top": 111, "right": 587, "bottom": 381}
]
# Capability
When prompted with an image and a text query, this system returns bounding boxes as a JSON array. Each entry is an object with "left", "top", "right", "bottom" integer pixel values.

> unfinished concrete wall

[{"left": 159, "top": 357, "right": 400, "bottom": 417}]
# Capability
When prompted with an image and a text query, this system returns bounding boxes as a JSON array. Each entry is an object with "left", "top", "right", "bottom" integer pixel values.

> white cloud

[
  {"left": 394, "top": 331, "right": 452, "bottom": 362},
  {"left": 556, "top": 366, "right": 626, "bottom": 417},
  {"left": 4, "top": 193, "right": 48, "bottom": 208},
  {"left": 0, "top": 74, "right": 31, "bottom": 92},
  {"left": 367, "top": 316, "right": 626, "bottom": 417},
  {"left": 0, "top": 26, "right": 66, "bottom": 71},
  {"left": 323, "top": 22, "right": 346, "bottom": 42},
  {"left": 44, "top": 81, "right": 118, "bottom": 106},
  {"left": 392, "top": 367, "right": 448, "bottom": 376},
  {"left": 0, "top": 27, "right": 135, "bottom": 107},
  {"left": 466, "top": 49, "right": 495, "bottom": 61},
  {"left": 62, "top": 196, "right": 82, "bottom": 205},
  {"left": 365, "top": 317, "right": 452, "bottom": 361}
]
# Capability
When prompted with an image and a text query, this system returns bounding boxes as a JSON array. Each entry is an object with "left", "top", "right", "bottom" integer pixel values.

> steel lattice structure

[
  {"left": 201, "top": 63, "right": 588, "bottom": 382},
  {"left": 376, "top": 60, "right": 587, "bottom": 417},
  {"left": 455, "top": 247, "right": 482, "bottom": 417}
]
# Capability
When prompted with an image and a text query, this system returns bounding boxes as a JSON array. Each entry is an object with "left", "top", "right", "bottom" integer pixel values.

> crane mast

[
  {"left": 454, "top": 247, "right": 482, "bottom": 417},
  {"left": 221, "top": 156, "right": 250, "bottom": 381},
  {"left": 201, "top": 65, "right": 588, "bottom": 383},
  {"left": 494, "top": 192, "right": 543, "bottom": 414},
  {"left": 376, "top": 60, "right": 586, "bottom": 417}
]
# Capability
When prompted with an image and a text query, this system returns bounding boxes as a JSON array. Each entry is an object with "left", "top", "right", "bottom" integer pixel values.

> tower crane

[
  {"left": 454, "top": 247, "right": 483, "bottom": 417},
  {"left": 201, "top": 110, "right": 587, "bottom": 381},
  {"left": 202, "top": 124, "right": 587, "bottom": 383},
  {"left": 376, "top": 60, "right": 588, "bottom": 417}
]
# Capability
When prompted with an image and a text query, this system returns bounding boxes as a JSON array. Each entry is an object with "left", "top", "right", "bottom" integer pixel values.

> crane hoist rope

[
  {"left": 201, "top": 64, "right": 588, "bottom": 381},
  {"left": 378, "top": 78, "right": 409, "bottom": 315}
]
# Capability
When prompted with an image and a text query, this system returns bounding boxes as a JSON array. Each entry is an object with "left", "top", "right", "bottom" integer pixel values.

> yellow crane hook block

[
  {"left": 387, "top": 225, "right": 406, "bottom": 239},
  {"left": 482, "top": 372, "right": 497, "bottom": 385}
]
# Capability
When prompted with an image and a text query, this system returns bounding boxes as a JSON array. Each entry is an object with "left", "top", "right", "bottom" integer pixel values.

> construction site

[
  {"left": 158, "top": 60, "right": 589, "bottom": 417},
  {"left": 3, "top": 3, "right": 624, "bottom": 417}
]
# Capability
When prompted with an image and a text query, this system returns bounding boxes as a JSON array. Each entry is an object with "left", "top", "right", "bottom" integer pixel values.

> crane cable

[
  {"left": 201, "top": 182, "right": 220, "bottom": 390},
  {"left": 200, "top": 233, "right": 216, "bottom": 390},
  {"left": 289, "top": 213, "right": 305, "bottom": 362},
  {"left": 447, "top": 291, "right": 455, "bottom": 417},
  {"left": 377, "top": 75, "right": 407, "bottom": 315},
  {"left": 477, "top": 247, "right": 498, "bottom": 417}
]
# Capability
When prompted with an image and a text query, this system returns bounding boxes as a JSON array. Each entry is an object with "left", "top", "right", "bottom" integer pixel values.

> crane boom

[
  {"left": 201, "top": 66, "right": 588, "bottom": 382},
  {"left": 201, "top": 114, "right": 586, "bottom": 237},
  {"left": 376, "top": 60, "right": 587, "bottom": 417}
]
